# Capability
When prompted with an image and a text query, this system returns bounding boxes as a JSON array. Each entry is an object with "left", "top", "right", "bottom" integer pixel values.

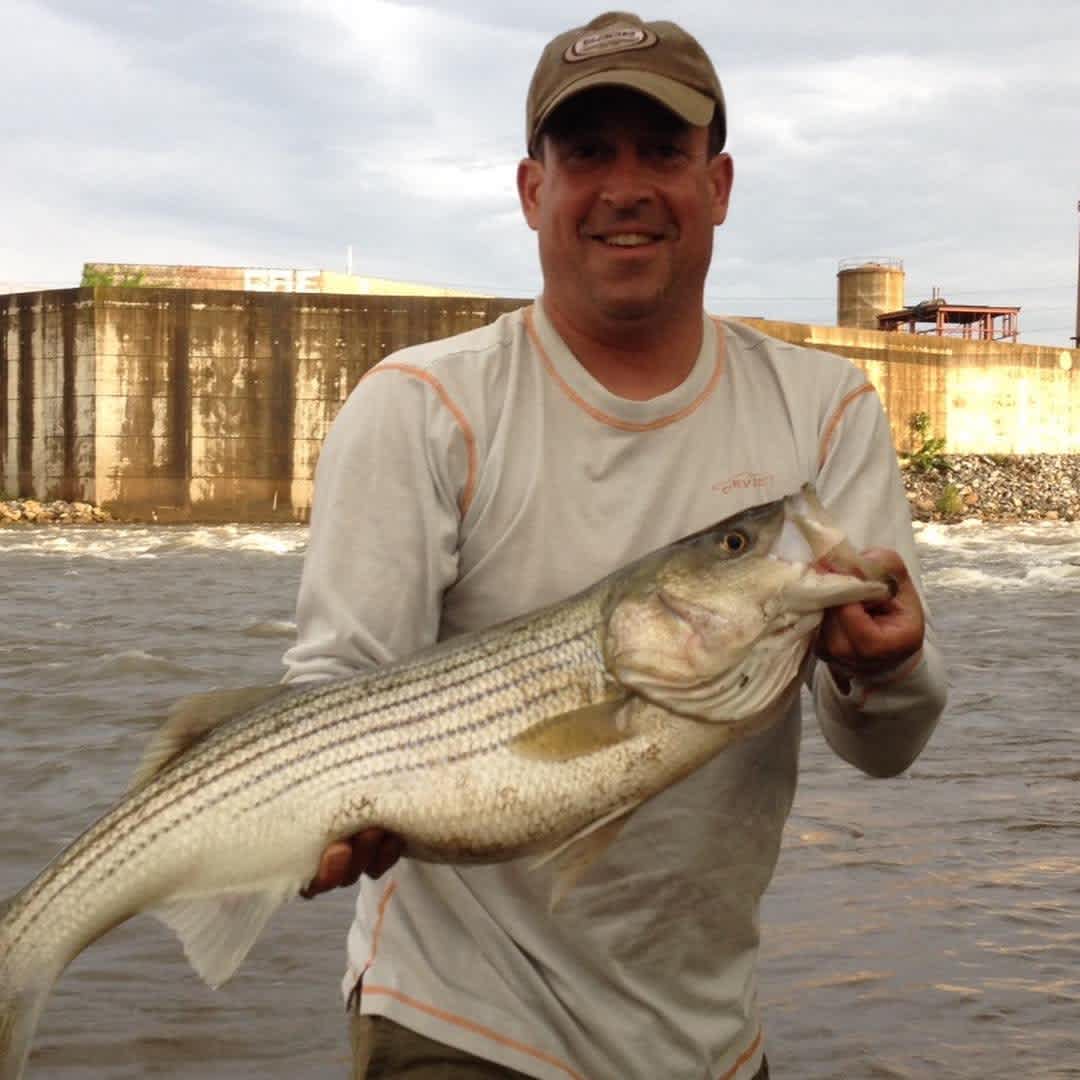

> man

[{"left": 283, "top": 12, "right": 947, "bottom": 1079}]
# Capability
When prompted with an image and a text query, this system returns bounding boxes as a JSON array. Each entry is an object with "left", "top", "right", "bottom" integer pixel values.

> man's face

[{"left": 517, "top": 88, "right": 733, "bottom": 334}]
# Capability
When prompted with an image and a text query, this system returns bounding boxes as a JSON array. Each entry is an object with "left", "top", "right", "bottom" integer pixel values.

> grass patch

[
  {"left": 935, "top": 483, "right": 965, "bottom": 516},
  {"left": 905, "top": 412, "right": 948, "bottom": 474}
]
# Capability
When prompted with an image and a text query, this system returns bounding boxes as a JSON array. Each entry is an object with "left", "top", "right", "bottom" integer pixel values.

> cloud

[{"left": 3, "top": 0, "right": 1078, "bottom": 342}]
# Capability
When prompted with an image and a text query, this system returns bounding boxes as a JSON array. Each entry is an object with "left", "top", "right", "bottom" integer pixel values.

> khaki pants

[{"left": 350, "top": 1014, "right": 770, "bottom": 1079}]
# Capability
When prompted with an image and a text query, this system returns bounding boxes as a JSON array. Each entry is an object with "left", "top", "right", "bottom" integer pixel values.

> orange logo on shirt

[{"left": 712, "top": 471, "right": 773, "bottom": 496}]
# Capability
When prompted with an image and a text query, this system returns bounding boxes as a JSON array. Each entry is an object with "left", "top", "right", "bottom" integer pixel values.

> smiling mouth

[
  {"left": 585, "top": 231, "right": 670, "bottom": 250},
  {"left": 599, "top": 233, "right": 656, "bottom": 247}
]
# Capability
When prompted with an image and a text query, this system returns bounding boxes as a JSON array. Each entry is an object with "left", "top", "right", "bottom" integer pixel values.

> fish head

[{"left": 604, "top": 485, "right": 892, "bottom": 722}]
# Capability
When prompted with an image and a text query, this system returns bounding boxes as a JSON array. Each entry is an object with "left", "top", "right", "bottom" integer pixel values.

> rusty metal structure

[
  {"left": 836, "top": 258, "right": 905, "bottom": 330},
  {"left": 877, "top": 292, "right": 1020, "bottom": 342}
]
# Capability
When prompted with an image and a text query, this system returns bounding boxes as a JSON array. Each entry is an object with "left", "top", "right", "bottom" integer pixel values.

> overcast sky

[{"left": 4, "top": 0, "right": 1079, "bottom": 345}]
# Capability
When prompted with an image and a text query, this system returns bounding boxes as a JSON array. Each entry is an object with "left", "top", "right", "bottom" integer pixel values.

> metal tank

[{"left": 836, "top": 258, "right": 905, "bottom": 330}]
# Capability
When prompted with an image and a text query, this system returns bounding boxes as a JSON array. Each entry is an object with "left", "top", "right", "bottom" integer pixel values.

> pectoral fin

[
  {"left": 533, "top": 801, "right": 643, "bottom": 909},
  {"left": 152, "top": 876, "right": 303, "bottom": 989},
  {"left": 508, "top": 699, "right": 629, "bottom": 762}
]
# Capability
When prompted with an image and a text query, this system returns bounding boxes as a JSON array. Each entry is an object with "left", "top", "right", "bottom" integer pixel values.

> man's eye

[
  {"left": 567, "top": 142, "right": 603, "bottom": 161},
  {"left": 650, "top": 142, "right": 686, "bottom": 162}
]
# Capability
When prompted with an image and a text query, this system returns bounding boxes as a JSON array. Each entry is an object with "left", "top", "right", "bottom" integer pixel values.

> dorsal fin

[{"left": 131, "top": 686, "right": 287, "bottom": 791}]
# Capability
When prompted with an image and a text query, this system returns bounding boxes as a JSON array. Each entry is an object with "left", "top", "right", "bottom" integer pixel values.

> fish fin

[
  {"left": 0, "top": 967, "right": 56, "bottom": 1080},
  {"left": 131, "top": 686, "right": 288, "bottom": 791},
  {"left": 508, "top": 699, "right": 630, "bottom": 762},
  {"left": 533, "top": 801, "right": 642, "bottom": 909},
  {"left": 152, "top": 878, "right": 301, "bottom": 989}
]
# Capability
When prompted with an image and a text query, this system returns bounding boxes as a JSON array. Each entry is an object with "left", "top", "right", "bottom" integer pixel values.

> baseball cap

[{"left": 526, "top": 11, "right": 726, "bottom": 154}]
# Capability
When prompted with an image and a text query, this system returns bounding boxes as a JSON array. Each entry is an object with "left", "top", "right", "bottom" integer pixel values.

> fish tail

[{"left": 0, "top": 896, "right": 58, "bottom": 1080}]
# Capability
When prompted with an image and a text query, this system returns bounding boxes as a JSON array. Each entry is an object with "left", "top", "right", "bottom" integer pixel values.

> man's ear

[
  {"left": 517, "top": 156, "right": 544, "bottom": 231},
  {"left": 708, "top": 152, "right": 734, "bottom": 227}
]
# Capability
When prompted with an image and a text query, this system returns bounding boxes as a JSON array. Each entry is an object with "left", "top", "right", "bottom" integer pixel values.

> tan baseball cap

[{"left": 526, "top": 11, "right": 726, "bottom": 154}]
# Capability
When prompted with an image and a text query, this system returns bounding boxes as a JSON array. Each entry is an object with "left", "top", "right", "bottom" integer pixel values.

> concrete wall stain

[
  {"left": 16, "top": 294, "right": 36, "bottom": 498},
  {"left": 60, "top": 298, "right": 77, "bottom": 501},
  {"left": 168, "top": 293, "right": 192, "bottom": 508},
  {"left": 0, "top": 299, "right": 8, "bottom": 486},
  {"left": 268, "top": 292, "right": 295, "bottom": 513}
]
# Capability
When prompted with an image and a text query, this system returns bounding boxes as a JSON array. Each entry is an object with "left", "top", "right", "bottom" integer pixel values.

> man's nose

[{"left": 599, "top": 149, "right": 653, "bottom": 209}]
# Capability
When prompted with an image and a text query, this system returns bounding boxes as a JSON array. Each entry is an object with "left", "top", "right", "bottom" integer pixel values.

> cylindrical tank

[{"left": 836, "top": 258, "right": 905, "bottom": 330}]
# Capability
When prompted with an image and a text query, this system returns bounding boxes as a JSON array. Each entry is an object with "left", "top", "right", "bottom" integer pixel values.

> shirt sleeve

[
  {"left": 810, "top": 377, "right": 948, "bottom": 777},
  {"left": 281, "top": 364, "right": 467, "bottom": 683}
]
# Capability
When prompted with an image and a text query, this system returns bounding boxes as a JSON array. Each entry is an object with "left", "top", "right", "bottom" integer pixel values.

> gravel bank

[
  {"left": 0, "top": 498, "right": 114, "bottom": 525},
  {"left": 902, "top": 454, "right": 1080, "bottom": 523},
  {"left": 4, "top": 456, "right": 1079, "bottom": 527}
]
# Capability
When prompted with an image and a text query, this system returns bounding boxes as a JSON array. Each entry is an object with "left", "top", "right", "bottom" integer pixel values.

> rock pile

[
  {"left": 0, "top": 498, "right": 114, "bottom": 525},
  {"left": 902, "top": 454, "right": 1080, "bottom": 523}
]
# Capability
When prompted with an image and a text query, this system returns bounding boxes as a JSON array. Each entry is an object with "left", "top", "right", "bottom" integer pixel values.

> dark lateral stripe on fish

[
  {"left": 245, "top": 681, "right": 592, "bottom": 812},
  {"left": 161, "top": 614, "right": 601, "bottom": 784}
]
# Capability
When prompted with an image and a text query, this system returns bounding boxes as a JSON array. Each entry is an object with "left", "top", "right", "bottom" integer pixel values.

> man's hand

[
  {"left": 816, "top": 547, "right": 925, "bottom": 693},
  {"left": 300, "top": 828, "right": 404, "bottom": 899}
]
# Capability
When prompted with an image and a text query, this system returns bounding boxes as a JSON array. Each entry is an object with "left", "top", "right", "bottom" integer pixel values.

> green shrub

[
  {"left": 81, "top": 268, "right": 146, "bottom": 287},
  {"left": 935, "top": 483, "right": 965, "bottom": 516},
  {"left": 906, "top": 412, "right": 948, "bottom": 473}
]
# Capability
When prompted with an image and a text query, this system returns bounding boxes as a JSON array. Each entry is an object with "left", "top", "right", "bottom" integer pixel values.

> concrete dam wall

[
  {"left": 741, "top": 318, "right": 1079, "bottom": 457},
  {"left": 3, "top": 288, "right": 1078, "bottom": 521},
  {"left": 1, "top": 288, "right": 524, "bottom": 521}
]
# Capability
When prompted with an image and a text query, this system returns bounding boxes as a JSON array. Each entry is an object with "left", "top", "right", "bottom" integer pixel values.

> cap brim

[{"left": 536, "top": 70, "right": 716, "bottom": 137}]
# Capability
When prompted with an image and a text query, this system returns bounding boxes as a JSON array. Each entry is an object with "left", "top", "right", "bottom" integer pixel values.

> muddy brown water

[{"left": 1, "top": 520, "right": 1078, "bottom": 1078}]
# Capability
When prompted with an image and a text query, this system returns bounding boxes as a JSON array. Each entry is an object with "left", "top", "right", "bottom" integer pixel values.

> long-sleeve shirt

[{"left": 283, "top": 300, "right": 947, "bottom": 1080}]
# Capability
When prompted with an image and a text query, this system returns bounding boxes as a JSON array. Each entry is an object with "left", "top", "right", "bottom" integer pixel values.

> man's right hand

[{"left": 300, "top": 829, "right": 404, "bottom": 898}]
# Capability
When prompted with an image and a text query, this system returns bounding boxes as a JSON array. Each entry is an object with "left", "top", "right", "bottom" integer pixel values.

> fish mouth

[
  {"left": 606, "top": 484, "right": 891, "bottom": 716},
  {"left": 772, "top": 485, "right": 893, "bottom": 606}
]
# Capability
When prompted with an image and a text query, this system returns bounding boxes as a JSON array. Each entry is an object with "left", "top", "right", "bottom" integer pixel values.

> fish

[{"left": 0, "top": 484, "right": 890, "bottom": 1078}]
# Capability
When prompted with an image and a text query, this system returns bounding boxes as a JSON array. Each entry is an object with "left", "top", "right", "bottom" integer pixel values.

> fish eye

[{"left": 722, "top": 531, "right": 748, "bottom": 553}]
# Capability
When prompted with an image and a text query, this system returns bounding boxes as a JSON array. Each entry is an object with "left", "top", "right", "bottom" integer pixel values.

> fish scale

[{"left": 0, "top": 484, "right": 891, "bottom": 1079}]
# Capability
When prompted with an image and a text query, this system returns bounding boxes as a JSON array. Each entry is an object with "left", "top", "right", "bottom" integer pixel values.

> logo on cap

[{"left": 564, "top": 22, "right": 658, "bottom": 63}]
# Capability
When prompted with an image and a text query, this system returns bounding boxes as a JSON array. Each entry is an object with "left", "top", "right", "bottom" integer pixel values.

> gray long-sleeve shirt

[{"left": 283, "top": 302, "right": 947, "bottom": 1080}]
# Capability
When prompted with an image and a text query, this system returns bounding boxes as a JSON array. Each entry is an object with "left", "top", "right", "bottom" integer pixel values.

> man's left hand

[{"left": 816, "top": 547, "right": 925, "bottom": 692}]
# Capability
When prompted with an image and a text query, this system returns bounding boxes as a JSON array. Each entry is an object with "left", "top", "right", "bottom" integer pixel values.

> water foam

[
  {"left": 89, "top": 650, "right": 199, "bottom": 678},
  {"left": 925, "top": 567, "right": 1003, "bottom": 589},
  {"left": 242, "top": 620, "right": 298, "bottom": 639},
  {"left": 0, "top": 525, "right": 307, "bottom": 561}
]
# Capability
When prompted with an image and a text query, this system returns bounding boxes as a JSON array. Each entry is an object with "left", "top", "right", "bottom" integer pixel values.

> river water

[{"left": 1, "top": 520, "right": 1078, "bottom": 1079}]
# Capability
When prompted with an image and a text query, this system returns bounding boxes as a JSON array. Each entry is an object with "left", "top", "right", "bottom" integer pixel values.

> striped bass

[{"left": 0, "top": 484, "right": 890, "bottom": 1078}]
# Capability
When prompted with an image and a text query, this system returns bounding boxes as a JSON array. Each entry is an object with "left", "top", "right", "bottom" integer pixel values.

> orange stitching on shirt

[
  {"left": 365, "top": 364, "right": 478, "bottom": 518},
  {"left": 716, "top": 1025, "right": 763, "bottom": 1080},
  {"left": 818, "top": 383, "right": 874, "bottom": 469},
  {"left": 361, "top": 985, "right": 587, "bottom": 1080},
  {"left": 361, "top": 878, "right": 760, "bottom": 1080},
  {"left": 363, "top": 879, "right": 399, "bottom": 972},
  {"left": 524, "top": 308, "right": 725, "bottom": 432}
]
